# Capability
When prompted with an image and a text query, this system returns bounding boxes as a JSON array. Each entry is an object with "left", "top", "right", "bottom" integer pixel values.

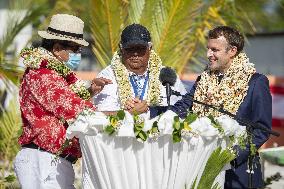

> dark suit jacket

[{"left": 151, "top": 73, "right": 272, "bottom": 189}]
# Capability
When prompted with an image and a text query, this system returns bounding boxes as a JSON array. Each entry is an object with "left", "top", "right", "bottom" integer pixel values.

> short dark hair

[
  {"left": 41, "top": 39, "right": 56, "bottom": 51},
  {"left": 208, "top": 26, "right": 244, "bottom": 54}
]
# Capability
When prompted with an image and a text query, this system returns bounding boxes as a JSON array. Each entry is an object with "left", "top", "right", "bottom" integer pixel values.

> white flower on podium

[
  {"left": 143, "top": 114, "right": 158, "bottom": 132},
  {"left": 157, "top": 110, "right": 178, "bottom": 135},
  {"left": 66, "top": 110, "right": 109, "bottom": 139},
  {"left": 216, "top": 115, "right": 240, "bottom": 137},
  {"left": 190, "top": 117, "right": 219, "bottom": 141},
  {"left": 117, "top": 111, "right": 135, "bottom": 137}
]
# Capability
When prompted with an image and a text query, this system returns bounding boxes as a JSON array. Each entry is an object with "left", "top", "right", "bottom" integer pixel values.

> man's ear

[
  {"left": 229, "top": 46, "right": 238, "bottom": 58},
  {"left": 148, "top": 42, "right": 152, "bottom": 50},
  {"left": 119, "top": 43, "right": 123, "bottom": 51},
  {"left": 118, "top": 43, "right": 124, "bottom": 55}
]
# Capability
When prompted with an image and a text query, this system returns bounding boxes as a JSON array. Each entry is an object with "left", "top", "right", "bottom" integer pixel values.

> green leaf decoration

[
  {"left": 4, "top": 175, "right": 16, "bottom": 183},
  {"left": 192, "top": 147, "right": 235, "bottom": 189},
  {"left": 151, "top": 121, "right": 158, "bottom": 133},
  {"left": 138, "top": 131, "right": 147, "bottom": 141},
  {"left": 173, "top": 130, "right": 181, "bottom": 143},
  {"left": 173, "top": 116, "right": 181, "bottom": 130},
  {"left": 174, "top": 116, "right": 180, "bottom": 122},
  {"left": 185, "top": 113, "right": 198, "bottom": 124},
  {"left": 207, "top": 115, "right": 216, "bottom": 124},
  {"left": 117, "top": 110, "right": 126, "bottom": 120},
  {"left": 135, "top": 124, "right": 143, "bottom": 131},
  {"left": 211, "top": 182, "right": 222, "bottom": 189},
  {"left": 134, "top": 129, "right": 140, "bottom": 136},
  {"left": 207, "top": 114, "right": 224, "bottom": 134},
  {"left": 104, "top": 125, "right": 115, "bottom": 135},
  {"left": 173, "top": 134, "right": 181, "bottom": 143},
  {"left": 190, "top": 178, "right": 197, "bottom": 189}
]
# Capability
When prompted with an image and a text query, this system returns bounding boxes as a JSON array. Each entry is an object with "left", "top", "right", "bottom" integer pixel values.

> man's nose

[{"left": 207, "top": 49, "right": 212, "bottom": 58}]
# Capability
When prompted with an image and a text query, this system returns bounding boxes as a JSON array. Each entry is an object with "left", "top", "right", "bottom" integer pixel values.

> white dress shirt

[{"left": 93, "top": 65, "right": 187, "bottom": 111}]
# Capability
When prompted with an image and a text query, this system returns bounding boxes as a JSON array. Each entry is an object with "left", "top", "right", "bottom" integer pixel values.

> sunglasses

[
  {"left": 60, "top": 42, "right": 82, "bottom": 53},
  {"left": 123, "top": 46, "right": 148, "bottom": 54}
]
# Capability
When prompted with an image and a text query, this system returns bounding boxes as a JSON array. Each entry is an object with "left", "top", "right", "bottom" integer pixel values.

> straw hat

[{"left": 38, "top": 14, "right": 89, "bottom": 46}]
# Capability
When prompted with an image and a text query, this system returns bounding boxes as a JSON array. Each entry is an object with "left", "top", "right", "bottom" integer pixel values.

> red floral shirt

[{"left": 19, "top": 68, "right": 94, "bottom": 158}]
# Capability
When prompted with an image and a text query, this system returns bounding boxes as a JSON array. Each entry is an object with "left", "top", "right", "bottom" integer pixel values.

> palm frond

[
  {"left": 0, "top": 63, "right": 23, "bottom": 85},
  {"left": 90, "top": 0, "right": 256, "bottom": 73},
  {"left": 128, "top": 0, "right": 145, "bottom": 24},
  {"left": 0, "top": 100, "right": 21, "bottom": 188},
  {"left": 147, "top": 0, "right": 204, "bottom": 72},
  {"left": 0, "top": 0, "right": 50, "bottom": 84},
  {"left": 0, "top": 1, "right": 49, "bottom": 52},
  {"left": 0, "top": 101, "right": 21, "bottom": 163},
  {"left": 192, "top": 147, "right": 235, "bottom": 189},
  {"left": 90, "top": 0, "right": 128, "bottom": 68}
]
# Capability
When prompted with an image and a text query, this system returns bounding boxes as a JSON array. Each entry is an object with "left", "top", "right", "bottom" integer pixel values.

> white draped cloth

[{"left": 67, "top": 111, "right": 245, "bottom": 189}]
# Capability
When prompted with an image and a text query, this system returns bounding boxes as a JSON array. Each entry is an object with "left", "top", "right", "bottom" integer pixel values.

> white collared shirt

[{"left": 93, "top": 65, "right": 187, "bottom": 111}]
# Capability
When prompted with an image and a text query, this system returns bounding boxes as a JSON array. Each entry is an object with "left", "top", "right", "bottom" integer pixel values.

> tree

[{"left": 90, "top": 0, "right": 247, "bottom": 74}]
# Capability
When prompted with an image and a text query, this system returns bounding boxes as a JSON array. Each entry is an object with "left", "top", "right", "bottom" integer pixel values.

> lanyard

[{"left": 129, "top": 72, "right": 149, "bottom": 100}]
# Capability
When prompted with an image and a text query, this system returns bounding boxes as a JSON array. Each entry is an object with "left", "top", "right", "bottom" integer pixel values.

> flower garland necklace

[
  {"left": 192, "top": 52, "right": 256, "bottom": 117},
  {"left": 111, "top": 50, "right": 162, "bottom": 108},
  {"left": 20, "top": 47, "right": 91, "bottom": 100}
]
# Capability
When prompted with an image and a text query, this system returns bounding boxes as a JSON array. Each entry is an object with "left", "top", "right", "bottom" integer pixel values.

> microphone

[{"left": 159, "top": 67, "right": 177, "bottom": 106}]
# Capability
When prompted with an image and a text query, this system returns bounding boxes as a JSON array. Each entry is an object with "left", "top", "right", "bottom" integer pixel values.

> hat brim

[
  {"left": 122, "top": 40, "right": 148, "bottom": 48},
  {"left": 38, "top": 31, "right": 89, "bottom": 46}
]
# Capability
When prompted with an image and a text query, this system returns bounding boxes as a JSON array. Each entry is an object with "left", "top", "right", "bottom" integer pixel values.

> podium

[{"left": 67, "top": 111, "right": 245, "bottom": 189}]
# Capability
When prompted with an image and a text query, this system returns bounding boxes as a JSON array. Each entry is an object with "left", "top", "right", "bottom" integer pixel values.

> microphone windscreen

[{"left": 159, "top": 67, "right": 177, "bottom": 86}]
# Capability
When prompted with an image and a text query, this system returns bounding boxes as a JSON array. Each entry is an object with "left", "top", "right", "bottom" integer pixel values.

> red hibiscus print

[
  {"left": 66, "top": 72, "right": 78, "bottom": 84},
  {"left": 40, "top": 59, "right": 48, "bottom": 68}
]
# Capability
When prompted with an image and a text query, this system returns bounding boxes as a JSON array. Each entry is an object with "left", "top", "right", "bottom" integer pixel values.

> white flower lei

[
  {"left": 111, "top": 50, "right": 162, "bottom": 108},
  {"left": 21, "top": 47, "right": 91, "bottom": 100},
  {"left": 192, "top": 52, "right": 256, "bottom": 117}
]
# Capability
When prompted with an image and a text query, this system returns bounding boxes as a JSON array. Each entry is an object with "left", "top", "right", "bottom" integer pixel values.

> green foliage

[
  {"left": 147, "top": 121, "right": 159, "bottom": 135},
  {"left": 0, "top": 101, "right": 21, "bottom": 188},
  {"left": 172, "top": 112, "right": 198, "bottom": 143},
  {"left": 133, "top": 113, "right": 147, "bottom": 141},
  {"left": 0, "top": 103, "right": 21, "bottom": 162},
  {"left": 172, "top": 116, "right": 182, "bottom": 143},
  {"left": 190, "top": 147, "right": 235, "bottom": 189},
  {"left": 185, "top": 113, "right": 198, "bottom": 124},
  {"left": 90, "top": 0, "right": 128, "bottom": 68},
  {"left": 0, "top": 174, "right": 17, "bottom": 189},
  {"left": 104, "top": 110, "right": 125, "bottom": 135},
  {"left": 231, "top": 0, "right": 284, "bottom": 33},
  {"left": 0, "top": 0, "right": 50, "bottom": 85},
  {"left": 208, "top": 115, "right": 224, "bottom": 135},
  {"left": 117, "top": 110, "right": 126, "bottom": 120},
  {"left": 90, "top": 0, "right": 239, "bottom": 73}
]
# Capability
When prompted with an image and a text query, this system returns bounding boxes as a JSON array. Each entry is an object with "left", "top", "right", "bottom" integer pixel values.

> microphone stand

[{"left": 171, "top": 90, "right": 280, "bottom": 189}]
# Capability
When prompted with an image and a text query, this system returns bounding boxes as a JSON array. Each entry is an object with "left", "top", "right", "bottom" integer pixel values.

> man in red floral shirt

[{"left": 14, "top": 14, "right": 111, "bottom": 189}]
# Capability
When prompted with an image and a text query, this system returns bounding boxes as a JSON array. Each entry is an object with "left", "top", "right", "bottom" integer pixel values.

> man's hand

[
  {"left": 89, "top": 77, "right": 112, "bottom": 96},
  {"left": 124, "top": 98, "right": 148, "bottom": 114}
]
